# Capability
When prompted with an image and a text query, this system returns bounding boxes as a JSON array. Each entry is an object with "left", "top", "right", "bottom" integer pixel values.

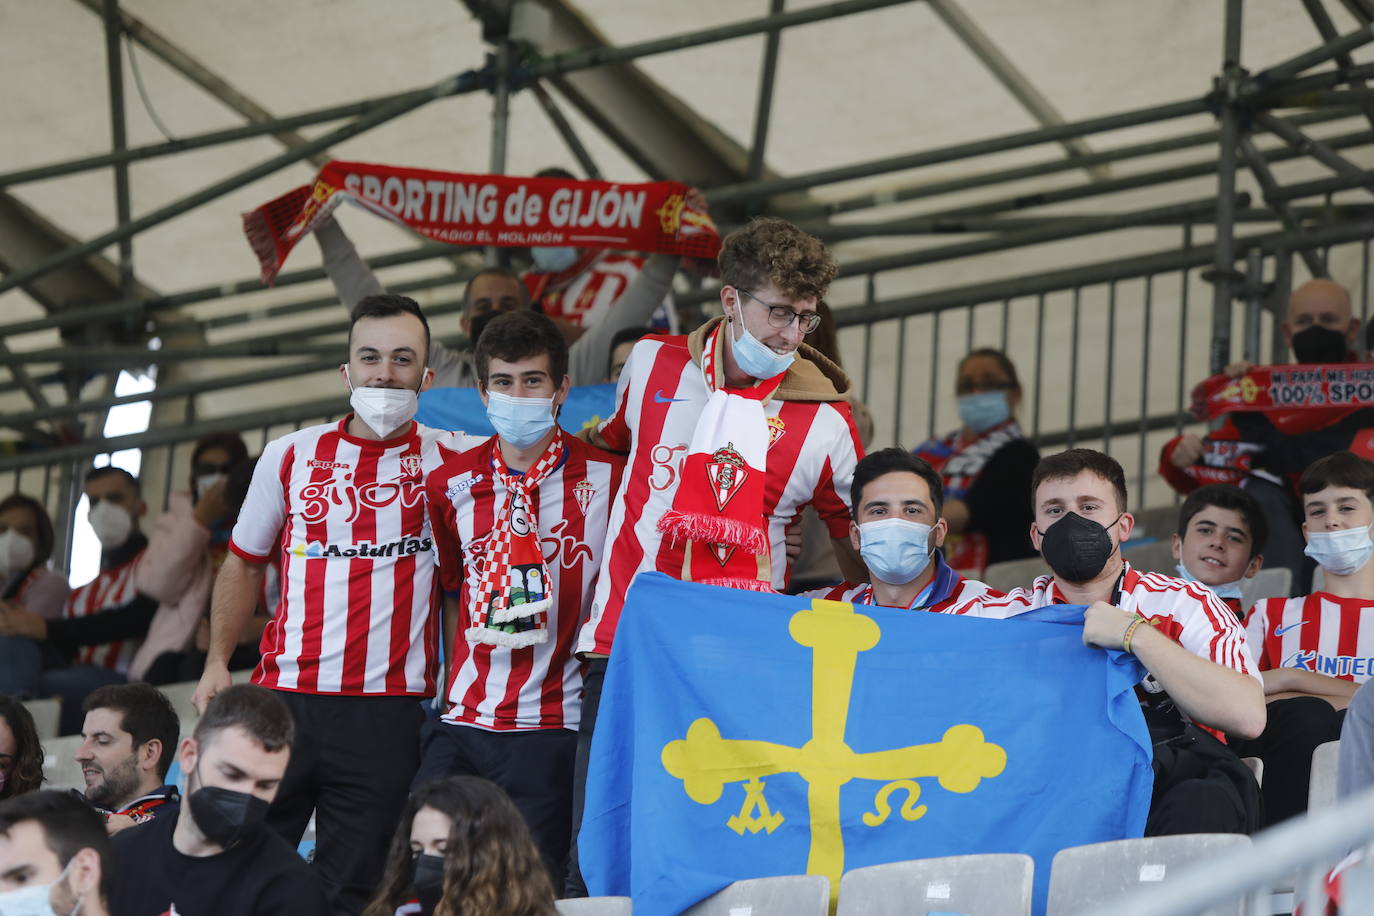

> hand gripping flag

[{"left": 579, "top": 573, "right": 1153, "bottom": 916}]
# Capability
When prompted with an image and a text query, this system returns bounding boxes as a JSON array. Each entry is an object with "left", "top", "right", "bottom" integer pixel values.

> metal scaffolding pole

[
  {"left": 1209, "top": 0, "right": 1245, "bottom": 374},
  {"left": 1256, "top": 110, "right": 1374, "bottom": 193},
  {"left": 746, "top": 0, "right": 786, "bottom": 184},
  {"left": 0, "top": 70, "right": 481, "bottom": 299},
  {"left": 9, "top": 341, "right": 354, "bottom": 367},
  {"left": 1248, "top": 21, "right": 1374, "bottom": 88},
  {"left": 1237, "top": 135, "right": 1326, "bottom": 275},
  {"left": 103, "top": 0, "right": 133, "bottom": 297},
  {"left": 1299, "top": 0, "right": 1374, "bottom": 129},
  {"left": 530, "top": 83, "right": 602, "bottom": 179}
]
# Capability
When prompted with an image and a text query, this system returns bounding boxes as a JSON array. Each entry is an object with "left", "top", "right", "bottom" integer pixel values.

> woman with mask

[
  {"left": 914, "top": 348, "right": 1040, "bottom": 573},
  {"left": 366, "top": 776, "right": 555, "bottom": 916},
  {"left": 0, "top": 494, "right": 69, "bottom": 697},
  {"left": 0, "top": 696, "right": 45, "bottom": 800}
]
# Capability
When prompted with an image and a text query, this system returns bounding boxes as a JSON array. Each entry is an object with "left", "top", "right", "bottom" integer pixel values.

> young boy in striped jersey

[
  {"left": 420, "top": 311, "right": 623, "bottom": 882},
  {"left": 1240, "top": 450, "right": 1374, "bottom": 823},
  {"left": 1170, "top": 483, "right": 1268, "bottom": 620},
  {"left": 806, "top": 448, "right": 994, "bottom": 611}
]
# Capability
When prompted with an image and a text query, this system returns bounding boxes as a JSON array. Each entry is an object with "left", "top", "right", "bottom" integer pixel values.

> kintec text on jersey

[
  {"left": 290, "top": 536, "right": 433, "bottom": 560},
  {"left": 297, "top": 477, "right": 425, "bottom": 524}
]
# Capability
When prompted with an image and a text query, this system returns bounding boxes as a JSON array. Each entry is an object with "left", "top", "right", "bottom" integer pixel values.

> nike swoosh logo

[
  {"left": 653, "top": 390, "right": 687, "bottom": 404},
  {"left": 1275, "top": 621, "right": 1309, "bottom": 636}
]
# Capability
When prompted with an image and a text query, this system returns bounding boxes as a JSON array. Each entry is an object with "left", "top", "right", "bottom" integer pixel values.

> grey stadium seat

[
  {"left": 982, "top": 556, "right": 1051, "bottom": 593},
  {"left": 837, "top": 853, "right": 1033, "bottom": 916},
  {"left": 681, "top": 875, "right": 829, "bottom": 916},
  {"left": 555, "top": 898, "right": 633, "bottom": 916},
  {"left": 1309, "top": 740, "right": 1340, "bottom": 812},
  {"left": 1046, "top": 834, "right": 1251, "bottom": 916},
  {"left": 1239, "top": 567, "right": 1291, "bottom": 611},
  {"left": 22, "top": 697, "right": 60, "bottom": 740},
  {"left": 41, "top": 734, "right": 87, "bottom": 794}
]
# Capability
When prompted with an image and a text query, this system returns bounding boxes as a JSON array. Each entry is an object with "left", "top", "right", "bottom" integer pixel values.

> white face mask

[
  {"left": 346, "top": 367, "right": 419, "bottom": 439},
  {"left": 0, "top": 529, "right": 36, "bottom": 579},
  {"left": 87, "top": 501, "right": 133, "bottom": 550},
  {"left": 195, "top": 473, "right": 228, "bottom": 499},
  {"left": 1174, "top": 563, "right": 1244, "bottom": 600},
  {"left": 0, "top": 858, "right": 80, "bottom": 916},
  {"left": 1305, "top": 523, "right": 1374, "bottom": 577}
]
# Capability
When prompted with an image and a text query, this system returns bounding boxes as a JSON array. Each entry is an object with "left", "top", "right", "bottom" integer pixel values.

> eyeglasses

[
  {"left": 192, "top": 462, "right": 234, "bottom": 476},
  {"left": 735, "top": 288, "right": 822, "bottom": 335}
]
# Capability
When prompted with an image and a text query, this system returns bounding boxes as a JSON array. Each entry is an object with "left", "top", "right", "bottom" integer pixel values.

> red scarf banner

[
  {"left": 1197, "top": 362, "right": 1374, "bottom": 420},
  {"left": 242, "top": 160, "right": 721, "bottom": 284}
]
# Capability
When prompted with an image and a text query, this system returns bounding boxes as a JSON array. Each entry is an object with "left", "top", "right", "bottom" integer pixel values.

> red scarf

[
  {"left": 468, "top": 436, "right": 565, "bottom": 648},
  {"left": 242, "top": 161, "right": 720, "bottom": 284},
  {"left": 1195, "top": 362, "right": 1373, "bottom": 427},
  {"left": 657, "top": 324, "right": 784, "bottom": 592}
]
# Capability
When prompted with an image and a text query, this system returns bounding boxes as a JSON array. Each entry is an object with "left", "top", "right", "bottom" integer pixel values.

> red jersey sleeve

[{"left": 811, "top": 400, "right": 865, "bottom": 539}]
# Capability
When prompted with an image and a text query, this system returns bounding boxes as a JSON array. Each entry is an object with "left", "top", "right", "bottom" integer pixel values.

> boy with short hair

[
  {"left": 1239, "top": 450, "right": 1374, "bottom": 823},
  {"left": 422, "top": 310, "right": 624, "bottom": 882},
  {"left": 1171, "top": 484, "right": 1268, "bottom": 618}
]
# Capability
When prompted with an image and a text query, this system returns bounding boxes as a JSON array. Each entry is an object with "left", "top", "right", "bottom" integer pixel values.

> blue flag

[
  {"left": 416, "top": 383, "right": 616, "bottom": 435},
  {"left": 579, "top": 573, "right": 1153, "bottom": 916}
]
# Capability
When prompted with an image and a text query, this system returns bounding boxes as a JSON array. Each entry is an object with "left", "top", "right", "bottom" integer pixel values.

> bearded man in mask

[
  {"left": 1160, "top": 278, "right": 1372, "bottom": 592},
  {"left": 109, "top": 684, "right": 326, "bottom": 915},
  {"left": 949, "top": 448, "right": 1267, "bottom": 836}
]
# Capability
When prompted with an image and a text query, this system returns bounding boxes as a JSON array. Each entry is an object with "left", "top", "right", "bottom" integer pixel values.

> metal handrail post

[{"left": 1209, "top": 0, "right": 1245, "bottom": 375}]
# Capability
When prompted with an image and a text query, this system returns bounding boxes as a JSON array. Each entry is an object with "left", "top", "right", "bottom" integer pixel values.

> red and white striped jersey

[
  {"left": 1245, "top": 593, "right": 1374, "bottom": 682},
  {"left": 808, "top": 577, "right": 994, "bottom": 613},
  {"left": 527, "top": 253, "right": 673, "bottom": 331},
  {"left": 229, "top": 418, "right": 479, "bottom": 697},
  {"left": 946, "top": 561, "right": 1260, "bottom": 681},
  {"left": 426, "top": 433, "right": 623, "bottom": 730},
  {"left": 579, "top": 331, "right": 863, "bottom": 656},
  {"left": 65, "top": 553, "right": 146, "bottom": 672}
]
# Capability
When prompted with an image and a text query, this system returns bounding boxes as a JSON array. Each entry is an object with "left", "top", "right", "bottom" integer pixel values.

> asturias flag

[{"left": 579, "top": 573, "right": 1153, "bottom": 915}]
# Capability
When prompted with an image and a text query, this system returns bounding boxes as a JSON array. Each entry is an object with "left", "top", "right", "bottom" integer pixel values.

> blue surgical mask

[
  {"left": 1174, "top": 563, "right": 1244, "bottom": 600},
  {"left": 957, "top": 391, "right": 1011, "bottom": 434},
  {"left": 858, "top": 519, "right": 935, "bottom": 586},
  {"left": 530, "top": 246, "right": 579, "bottom": 273},
  {"left": 729, "top": 304, "right": 795, "bottom": 380},
  {"left": 486, "top": 391, "right": 557, "bottom": 449},
  {"left": 1305, "top": 524, "right": 1374, "bottom": 577}
]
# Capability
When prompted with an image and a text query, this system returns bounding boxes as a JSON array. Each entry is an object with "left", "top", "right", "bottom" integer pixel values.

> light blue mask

[
  {"left": 957, "top": 390, "right": 1011, "bottom": 433},
  {"left": 486, "top": 391, "right": 557, "bottom": 449},
  {"left": 1174, "top": 563, "right": 1244, "bottom": 600},
  {"left": 858, "top": 519, "right": 934, "bottom": 586},
  {"left": 0, "top": 859, "right": 78, "bottom": 916},
  {"left": 729, "top": 306, "right": 795, "bottom": 380},
  {"left": 530, "top": 246, "right": 579, "bottom": 273},
  {"left": 1305, "top": 524, "right": 1374, "bottom": 577}
]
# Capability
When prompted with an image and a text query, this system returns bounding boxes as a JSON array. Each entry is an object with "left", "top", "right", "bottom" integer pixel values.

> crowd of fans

[{"left": 1, "top": 208, "right": 1373, "bottom": 915}]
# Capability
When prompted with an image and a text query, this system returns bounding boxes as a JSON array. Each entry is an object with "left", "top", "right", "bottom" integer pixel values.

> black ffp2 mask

[
  {"left": 1038, "top": 511, "right": 1122, "bottom": 584},
  {"left": 1292, "top": 324, "right": 1349, "bottom": 364},
  {"left": 188, "top": 777, "right": 270, "bottom": 848},
  {"left": 412, "top": 853, "right": 445, "bottom": 914}
]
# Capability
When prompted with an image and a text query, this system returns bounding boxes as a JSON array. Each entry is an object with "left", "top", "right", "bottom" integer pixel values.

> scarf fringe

[
  {"left": 657, "top": 510, "right": 770, "bottom": 555},
  {"left": 490, "top": 596, "right": 552, "bottom": 624},
  {"left": 694, "top": 576, "right": 776, "bottom": 593},
  {"left": 465, "top": 626, "right": 549, "bottom": 648}
]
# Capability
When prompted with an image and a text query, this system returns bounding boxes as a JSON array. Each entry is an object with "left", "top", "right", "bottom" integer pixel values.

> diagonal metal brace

[{"left": 1237, "top": 135, "right": 1327, "bottom": 277}]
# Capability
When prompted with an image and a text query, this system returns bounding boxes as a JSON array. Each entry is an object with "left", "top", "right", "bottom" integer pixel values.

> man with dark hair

[
  {"left": 606, "top": 326, "right": 652, "bottom": 384},
  {"left": 949, "top": 448, "right": 1267, "bottom": 836},
  {"left": 565, "top": 216, "right": 864, "bottom": 895},
  {"left": 422, "top": 309, "right": 623, "bottom": 882},
  {"left": 805, "top": 448, "right": 994, "bottom": 611},
  {"left": 76, "top": 684, "right": 180, "bottom": 834},
  {"left": 110, "top": 684, "right": 326, "bottom": 916},
  {"left": 314, "top": 191, "right": 686, "bottom": 386},
  {"left": 0, "top": 790, "right": 113, "bottom": 916},
  {"left": 193, "top": 295, "right": 478, "bottom": 913},
  {"left": 0, "top": 467, "right": 159, "bottom": 733},
  {"left": 1170, "top": 484, "right": 1267, "bottom": 618},
  {"left": 1241, "top": 450, "right": 1374, "bottom": 824}
]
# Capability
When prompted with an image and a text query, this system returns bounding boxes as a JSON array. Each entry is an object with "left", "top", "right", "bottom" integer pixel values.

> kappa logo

[
  {"left": 573, "top": 479, "right": 596, "bottom": 515},
  {"left": 705, "top": 442, "right": 748, "bottom": 511},
  {"left": 307, "top": 458, "right": 351, "bottom": 471},
  {"left": 446, "top": 472, "right": 485, "bottom": 501},
  {"left": 399, "top": 453, "right": 423, "bottom": 478}
]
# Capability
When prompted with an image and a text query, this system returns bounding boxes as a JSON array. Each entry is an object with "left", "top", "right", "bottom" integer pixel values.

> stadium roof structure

[{"left": 4, "top": 0, "right": 1374, "bottom": 543}]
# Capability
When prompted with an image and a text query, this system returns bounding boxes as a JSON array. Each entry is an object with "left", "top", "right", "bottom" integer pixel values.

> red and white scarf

[
  {"left": 468, "top": 436, "right": 565, "bottom": 648},
  {"left": 657, "top": 323, "right": 784, "bottom": 592}
]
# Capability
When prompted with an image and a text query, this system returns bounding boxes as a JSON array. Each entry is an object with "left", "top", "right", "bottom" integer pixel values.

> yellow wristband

[{"left": 1122, "top": 616, "right": 1146, "bottom": 654}]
